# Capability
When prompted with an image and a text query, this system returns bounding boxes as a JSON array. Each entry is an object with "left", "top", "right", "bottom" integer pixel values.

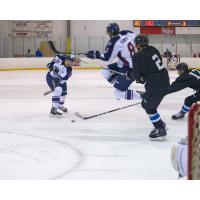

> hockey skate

[
  {"left": 50, "top": 107, "right": 62, "bottom": 117},
  {"left": 150, "top": 121, "right": 168, "bottom": 134},
  {"left": 149, "top": 128, "right": 167, "bottom": 141},
  {"left": 172, "top": 111, "right": 185, "bottom": 120},
  {"left": 58, "top": 105, "right": 68, "bottom": 113}
]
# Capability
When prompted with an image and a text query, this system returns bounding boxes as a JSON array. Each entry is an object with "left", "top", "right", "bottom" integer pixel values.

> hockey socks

[{"left": 181, "top": 104, "right": 190, "bottom": 113}]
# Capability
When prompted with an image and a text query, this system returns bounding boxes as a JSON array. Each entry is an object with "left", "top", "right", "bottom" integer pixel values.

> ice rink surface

[{"left": 0, "top": 69, "right": 191, "bottom": 180}]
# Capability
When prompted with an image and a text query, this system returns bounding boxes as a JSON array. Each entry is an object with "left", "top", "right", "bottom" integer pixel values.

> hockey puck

[{"left": 71, "top": 120, "right": 76, "bottom": 123}]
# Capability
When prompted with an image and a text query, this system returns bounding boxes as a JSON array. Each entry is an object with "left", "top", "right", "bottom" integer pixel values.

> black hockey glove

[
  {"left": 86, "top": 50, "right": 100, "bottom": 59},
  {"left": 53, "top": 76, "right": 62, "bottom": 87},
  {"left": 125, "top": 71, "right": 134, "bottom": 81},
  {"left": 53, "top": 65, "right": 59, "bottom": 73},
  {"left": 47, "top": 62, "right": 54, "bottom": 71},
  {"left": 136, "top": 76, "right": 146, "bottom": 84},
  {"left": 66, "top": 66, "right": 72, "bottom": 79}
]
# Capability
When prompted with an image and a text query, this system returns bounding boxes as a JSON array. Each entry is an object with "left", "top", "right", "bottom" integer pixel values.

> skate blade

[
  {"left": 49, "top": 114, "right": 63, "bottom": 118},
  {"left": 59, "top": 110, "right": 68, "bottom": 113},
  {"left": 172, "top": 117, "right": 184, "bottom": 120},
  {"left": 58, "top": 108, "right": 68, "bottom": 113},
  {"left": 149, "top": 136, "right": 167, "bottom": 142},
  {"left": 74, "top": 112, "right": 86, "bottom": 120}
]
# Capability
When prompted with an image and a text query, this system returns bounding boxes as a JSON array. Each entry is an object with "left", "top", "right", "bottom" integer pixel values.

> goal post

[{"left": 188, "top": 102, "right": 200, "bottom": 180}]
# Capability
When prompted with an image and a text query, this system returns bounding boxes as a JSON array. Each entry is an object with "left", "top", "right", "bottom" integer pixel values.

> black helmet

[
  {"left": 134, "top": 34, "right": 149, "bottom": 47},
  {"left": 56, "top": 54, "right": 66, "bottom": 63},
  {"left": 176, "top": 63, "right": 188, "bottom": 72},
  {"left": 66, "top": 53, "right": 75, "bottom": 62},
  {"left": 53, "top": 54, "right": 66, "bottom": 64},
  {"left": 106, "top": 23, "right": 120, "bottom": 36}
]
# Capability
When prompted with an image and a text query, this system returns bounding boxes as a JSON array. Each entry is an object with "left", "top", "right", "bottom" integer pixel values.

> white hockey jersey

[
  {"left": 99, "top": 30, "right": 137, "bottom": 68},
  {"left": 50, "top": 63, "right": 71, "bottom": 84}
]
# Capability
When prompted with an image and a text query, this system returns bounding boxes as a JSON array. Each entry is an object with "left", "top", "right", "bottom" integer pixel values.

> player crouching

[
  {"left": 46, "top": 54, "right": 74, "bottom": 116},
  {"left": 168, "top": 63, "right": 200, "bottom": 120}
]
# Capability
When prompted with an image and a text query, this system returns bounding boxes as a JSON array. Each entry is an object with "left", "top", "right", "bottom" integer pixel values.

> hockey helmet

[
  {"left": 68, "top": 53, "right": 75, "bottom": 62},
  {"left": 176, "top": 63, "right": 188, "bottom": 72},
  {"left": 53, "top": 55, "right": 66, "bottom": 64},
  {"left": 106, "top": 23, "right": 120, "bottom": 36},
  {"left": 134, "top": 34, "right": 149, "bottom": 47}
]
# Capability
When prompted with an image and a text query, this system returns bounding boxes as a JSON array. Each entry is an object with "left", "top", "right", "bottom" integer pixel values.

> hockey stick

[
  {"left": 48, "top": 40, "right": 126, "bottom": 76},
  {"left": 48, "top": 40, "right": 125, "bottom": 76},
  {"left": 48, "top": 40, "right": 86, "bottom": 55},
  {"left": 43, "top": 90, "right": 53, "bottom": 96},
  {"left": 80, "top": 59, "right": 125, "bottom": 76},
  {"left": 75, "top": 102, "right": 141, "bottom": 120}
]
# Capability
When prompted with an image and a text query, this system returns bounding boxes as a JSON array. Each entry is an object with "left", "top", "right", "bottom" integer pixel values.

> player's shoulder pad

[
  {"left": 147, "top": 46, "right": 160, "bottom": 54},
  {"left": 107, "top": 36, "right": 120, "bottom": 47},
  {"left": 119, "top": 30, "right": 133, "bottom": 35},
  {"left": 148, "top": 45, "right": 156, "bottom": 51}
]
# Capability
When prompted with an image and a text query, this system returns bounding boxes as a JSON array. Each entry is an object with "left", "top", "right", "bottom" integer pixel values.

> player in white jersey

[
  {"left": 46, "top": 54, "right": 73, "bottom": 116},
  {"left": 86, "top": 23, "right": 140, "bottom": 100}
]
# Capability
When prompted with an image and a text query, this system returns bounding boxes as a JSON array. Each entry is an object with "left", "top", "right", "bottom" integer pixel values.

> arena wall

[{"left": 0, "top": 57, "right": 199, "bottom": 71}]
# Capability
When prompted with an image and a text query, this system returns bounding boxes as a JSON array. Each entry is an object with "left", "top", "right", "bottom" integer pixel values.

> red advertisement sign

[{"left": 140, "top": 27, "right": 176, "bottom": 34}]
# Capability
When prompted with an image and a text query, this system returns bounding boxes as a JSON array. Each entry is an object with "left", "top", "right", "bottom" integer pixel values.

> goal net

[
  {"left": 167, "top": 54, "right": 181, "bottom": 70},
  {"left": 188, "top": 102, "right": 200, "bottom": 180}
]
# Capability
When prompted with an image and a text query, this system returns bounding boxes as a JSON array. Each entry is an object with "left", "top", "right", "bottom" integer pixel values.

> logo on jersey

[{"left": 120, "top": 37, "right": 129, "bottom": 45}]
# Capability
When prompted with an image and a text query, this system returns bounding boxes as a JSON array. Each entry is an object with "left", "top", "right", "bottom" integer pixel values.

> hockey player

[
  {"left": 86, "top": 22, "right": 140, "bottom": 100},
  {"left": 168, "top": 62, "right": 200, "bottom": 119},
  {"left": 46, "top": 54, "right": 73, "bottom": 116},
  {"left": 126, "top": 34, "right": 170, "bottom": 140}
]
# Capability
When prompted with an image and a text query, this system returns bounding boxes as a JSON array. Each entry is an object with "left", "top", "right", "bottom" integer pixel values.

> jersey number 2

[{"left": 152, "top": 54, "right": 164, "bottom": 70}]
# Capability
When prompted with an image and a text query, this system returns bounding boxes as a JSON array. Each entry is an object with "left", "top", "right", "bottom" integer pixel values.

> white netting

[{"left": 167, "top": 55, "right": 180, "bottom": 70}]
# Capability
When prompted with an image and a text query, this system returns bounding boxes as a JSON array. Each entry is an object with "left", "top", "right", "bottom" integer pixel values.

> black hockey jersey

[
  {"left": 168, "top": 68, "right": 200, "bottom": 94},
  {"left": 129, "top": 46, "right": 170, "bottom": 94}
]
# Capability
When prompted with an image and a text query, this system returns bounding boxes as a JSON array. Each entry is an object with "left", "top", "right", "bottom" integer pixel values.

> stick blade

[{"left": 74, "top": 112, "right": 86, "bottom": 120}]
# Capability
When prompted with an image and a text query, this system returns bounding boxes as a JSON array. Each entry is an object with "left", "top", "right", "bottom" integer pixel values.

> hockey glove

[
  {"left": 53, "top": 65, "right": 59, "bottom": 74},
  {"left": 125, "top": 71, "right": 134, "bottom": 81},
  {"left": 53, "top": 76, "right": 62, "bottom": 87},
  {"left": 66, "top": 66, "right": 72, "bottom": 79},
  {"left": 86, "top": 50, "right": 100, "bottom": 59},
  {"left": 136, "top": 76, "right": 146, "bottom": 84},
  {"left": 47, "top": 62, "right": 54, "bottom": 71}
]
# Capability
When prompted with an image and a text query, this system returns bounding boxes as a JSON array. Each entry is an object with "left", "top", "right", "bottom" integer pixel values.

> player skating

[
  {"left": 46, "top": 54, "right": 74, "bottom": 116},
  {"left": 126, "top": 34, "right": 170, "bottom": 140},
  {"left": 168, "top": 63, "right": 200, "bottom": 119},
  {"left": 86, "top": 23, "right": 141, "bottom": 100}
]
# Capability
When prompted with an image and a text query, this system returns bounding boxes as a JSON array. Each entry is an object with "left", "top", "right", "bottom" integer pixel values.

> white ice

[{"left": 0, "top": 69, "right": 191, "bottom": 180}]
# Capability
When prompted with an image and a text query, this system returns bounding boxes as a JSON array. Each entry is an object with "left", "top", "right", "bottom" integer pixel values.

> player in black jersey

[
  {"left": 127, "top": 34, "right": 170, "bottom": 140},
  {"left": 168, "top": 63, "right": 200, "bottom": 119}
]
